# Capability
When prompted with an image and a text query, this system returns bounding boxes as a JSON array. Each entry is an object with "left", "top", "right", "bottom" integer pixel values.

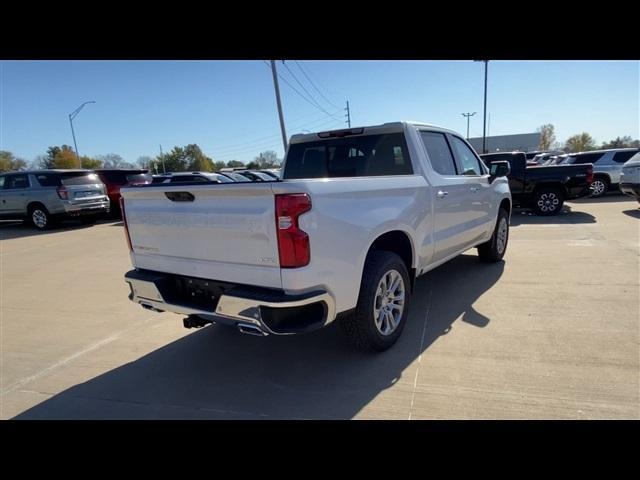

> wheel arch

[{"left": 364, "top": 230, "right": 416, "bottom": 290}]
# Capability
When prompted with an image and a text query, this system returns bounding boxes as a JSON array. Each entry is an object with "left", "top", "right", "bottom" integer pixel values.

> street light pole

[
  {"left": 68, "top": 101, "right": 96, "bottom": 168},
  {"left": 482, "top": 60, "right": 488, "bottom": 153},
  {"left": 462, "top": 112, "right": 476, "bottom": 140}
]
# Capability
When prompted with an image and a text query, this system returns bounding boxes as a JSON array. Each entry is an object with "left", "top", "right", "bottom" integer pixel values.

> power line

[
  {"left": 209, "top": 116, "right": 342, "bottom": 155},
  {"left": 294, "top": 61, "right": 341, "bottom": 110},
  {"left": 214, "top": 119, "right": 345, "bottom": 159},
  {"left": 281, "top": 61, "right": 329, "bottom": 118},
  {"left": 215, "top": 119, "right": 345, "bottom": 160},
  {"left": 262, "top": 61, "right": 340, "bottom": 122}
]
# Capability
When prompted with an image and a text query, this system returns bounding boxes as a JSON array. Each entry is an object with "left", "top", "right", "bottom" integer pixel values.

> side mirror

[{"left": 489, "top": 161, "right": 510, "bottom": 181}]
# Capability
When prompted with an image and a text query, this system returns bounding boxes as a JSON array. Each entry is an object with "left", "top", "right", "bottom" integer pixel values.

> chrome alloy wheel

[
  {"left": 32, "top": 209, "right": 47, "bottom": 228},
  {"left": 373, "top": 269, "right": 405, "bottom": 336},
  {"left": 537, "top": 192, "right": 560, "bottom": 213},
  {"left": 496, "top": 217, "right": 508, "bottom": 254},
  {"left": 590, "top": 180, "right": 606, "bottom": 196}
]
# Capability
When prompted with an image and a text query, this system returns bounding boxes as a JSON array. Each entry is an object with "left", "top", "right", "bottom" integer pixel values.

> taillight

[
  {"left": 56, "top": 186, "right": 68, "bottom": 199},
  {"left": 275, "top": 193, "right": 311, "bottom": 268},
  {"left": 586, "top": 166, "right": 594, "bottom": 184},
  {"left": 119, "top": 197, "right": 133, "bottom": 252}
]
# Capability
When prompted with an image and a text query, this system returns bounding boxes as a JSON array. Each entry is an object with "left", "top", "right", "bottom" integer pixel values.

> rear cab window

[
  {"left": 419, "top": 131, "right": 457, "bottom": 176},
  {"left": 61, "top": 172, "right": 102, "bottom": 186},
  {"left": 283, "top": 132, "right": 413, "bottom": 179}
]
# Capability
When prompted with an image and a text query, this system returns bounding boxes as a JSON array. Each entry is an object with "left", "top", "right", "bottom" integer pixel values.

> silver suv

[
  {"left": 0, "top": 170, "right": 110, "bottom": 230},
  {"left": 561, "top": 148, "right": 639, "bottom": 197}
]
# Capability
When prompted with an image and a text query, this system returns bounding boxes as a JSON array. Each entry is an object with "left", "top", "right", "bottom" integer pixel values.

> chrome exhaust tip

[{"left": 237, "top": 323, "right": 268, "bottom": 336}]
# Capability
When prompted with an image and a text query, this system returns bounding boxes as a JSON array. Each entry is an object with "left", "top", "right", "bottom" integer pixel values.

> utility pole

[
  {"left": 270, "top": 60, "right": 288, "bottom": 152},
  {"left": 68, "top": 101, "right": 96, "bottom": 168},
  {"left": 159, "top": 144, "right": 166, "bottom": 173},
  {"left": 345, "top": 101, "right": 351, "bottom": 128},
  {"left": 462, "top": 112, "right": 476, "bottom": 139},
  {"left": 482, "top": 60, "right": 488, "bottom": 154}
]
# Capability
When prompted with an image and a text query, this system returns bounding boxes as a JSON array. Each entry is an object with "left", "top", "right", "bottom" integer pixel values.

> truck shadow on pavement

[
  {"left": 622, "top": 209, "right": 640, "bottom": 219},
  {"left": 509, "top": 206, "right": 596, "bottom": 227},
  {"left": 13, "top": 254, "right": 504, "bottom": 420}
]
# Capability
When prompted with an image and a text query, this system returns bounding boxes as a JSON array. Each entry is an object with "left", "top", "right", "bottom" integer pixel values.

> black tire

[
  {"left": 589, "top": 177, "right": 609, "bottom": 198},
  {"left": 533, "top": 187, "right": 564, "bottom": 216},
  {"left": 340, "top": 251, "right": 411, "bottom": 352},
  {"left": 477, "top": 207, "right": 509, "bottom": 263},
  {"left": 28, "top": 204, "right": 51, "bottom": 231},
  {"left": 80, "top": 215, "right": 98, "bottom": 225}
]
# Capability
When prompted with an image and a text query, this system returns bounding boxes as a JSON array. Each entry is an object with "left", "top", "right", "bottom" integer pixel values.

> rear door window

[
  {"left": 35, "top": 174, "right": 62, "bottom": 187},
  {"left": 284, "top": 133, "right": 413, "bottom": 179},
  {"left": 5, "top": 174, "right": 30, "bottom": 189},
  {"left": 419, "top": 131, "right": 457, "bottom": 176},
  {"left": 569, "top": 153, "right": 605, "bottom": 164}
]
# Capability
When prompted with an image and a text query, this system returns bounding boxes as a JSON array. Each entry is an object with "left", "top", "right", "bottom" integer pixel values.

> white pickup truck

[{"left": 121, "top": 122, "right": 512, "bottom": 351}]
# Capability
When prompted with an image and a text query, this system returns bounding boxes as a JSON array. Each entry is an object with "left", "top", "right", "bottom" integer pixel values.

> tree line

[
  {"left": 2, "top": 129, "right": 638, "bottom": 174},
  {"left": 0, "top": 144, "right": 282, "bottom": 173},
  {"left": 537, "top": 124, "right": 639, "bottom": 153}
]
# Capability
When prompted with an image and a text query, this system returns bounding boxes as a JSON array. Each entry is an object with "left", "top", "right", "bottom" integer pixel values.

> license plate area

[
  {"left": 75, "top": 190, "right": 99, "bottom": 198},
  {"left": 161, "top": 275, "right": 237, "bottom": 312}
]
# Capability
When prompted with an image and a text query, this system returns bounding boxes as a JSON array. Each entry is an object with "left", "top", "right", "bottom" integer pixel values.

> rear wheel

[
  {"left": 340, "top": 251, "right": 411, "bottom": 352},
  {"left": 29, "top": 204, "right": 51, "bottom": 231},
  {"left": 590, "top": 177, "right": 608, "bottom": 197},
  {"left": 533, "top": 187, "right": 564, "bottom": 216}
]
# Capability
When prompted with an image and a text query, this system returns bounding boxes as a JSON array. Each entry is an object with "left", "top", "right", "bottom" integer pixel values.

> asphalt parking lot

[{"left": 1, "top": 196, "right": 638, "bottom": 419}]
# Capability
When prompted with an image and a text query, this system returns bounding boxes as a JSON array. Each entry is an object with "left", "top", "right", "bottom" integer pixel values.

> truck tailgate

[{"left": 120, "top": 183, "right": 282, "bottom": 289}]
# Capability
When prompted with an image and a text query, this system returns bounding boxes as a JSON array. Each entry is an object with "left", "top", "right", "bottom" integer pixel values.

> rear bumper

[
  {"left": 567, "top": 184, "right": 592, "bottom": 199},
  {"left": 124, "top": 269, "right": 336, "bottom": 335},
  {"left": 620, "top": 182, "right": 640, "bottom": 199},
  {"left": 62, "top": 198, "right": 110, "bottom": 215}
]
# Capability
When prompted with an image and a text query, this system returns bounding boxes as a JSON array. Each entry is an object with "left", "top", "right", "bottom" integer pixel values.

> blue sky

[{"left": 1, "top": 60, "right": 638, "bottom": 165}]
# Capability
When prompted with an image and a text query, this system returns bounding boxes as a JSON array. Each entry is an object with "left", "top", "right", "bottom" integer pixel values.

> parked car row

[
  {"left": 516, "top": 147, "right": 640, "bottom": 198},
  {"left": 479, "top": 151, "right": 593, "bottom": 215},
  {"left": 0, "top": 167, "right": 281, "bottom": 230}
]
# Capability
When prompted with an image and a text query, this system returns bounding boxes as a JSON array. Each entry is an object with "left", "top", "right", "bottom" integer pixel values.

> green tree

[
  {"left": 0, "top": 150, "right": 27, "bottom": 172},
  {"left": 253, "top": 150, "right": 281, "bottom": 168},
  {"left": 0, "top": 151, "right": 28, "bottom": 172},
  {"left": 161, "top": 147, "right": 188, "bottom": 172},
  {"left": 537, "top": 124, "right": 556, "bottom": 151},
  {"left": 184, "top": 144, "right": 214, "bottom": 172},
  {"left": 601, "top": 136, "right": 638, "bottom": 149},
  {"left": 80, "top": 156, "right": 103, "bottom": 169},
  {"left": 246, "top": 161, "right": 259, "bottom": 169},
  {"left": 226, "top": 160, "right": 245, "bottom": 168},
  {"left": 41, "top": 145, "right": 74, "bottom": 168},
  {"left": 213, "top": 160, "right": 227, "bottom": 171},
  {"left": 564, "top": 133, "right": 597, "bottom": 153},
  {"left": 53, "top": 148, "right": 78, "bottom": 169}
]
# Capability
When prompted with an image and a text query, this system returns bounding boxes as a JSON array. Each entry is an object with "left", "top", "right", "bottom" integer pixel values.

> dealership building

[{"left": 468, "top": 133, "right": 541, "bottom": 154}]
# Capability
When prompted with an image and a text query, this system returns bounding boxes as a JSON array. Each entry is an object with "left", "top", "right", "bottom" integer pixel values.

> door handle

[
  {"left": 470, "top": 187, "right": 479, "bottom": 192},
  {"left": 436, "top": 190, "right": 448, "bottom": 198}
]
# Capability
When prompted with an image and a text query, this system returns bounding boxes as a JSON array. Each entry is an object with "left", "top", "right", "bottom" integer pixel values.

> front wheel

[
  {"left": 477, "top": 207, "right": 509, "bottom": 262},
  {"left": 533, "top": 188, "right": 564, "bottom": 216},
  {"left": 340, "top": 251, "right": 411, "bottom": 352}
]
